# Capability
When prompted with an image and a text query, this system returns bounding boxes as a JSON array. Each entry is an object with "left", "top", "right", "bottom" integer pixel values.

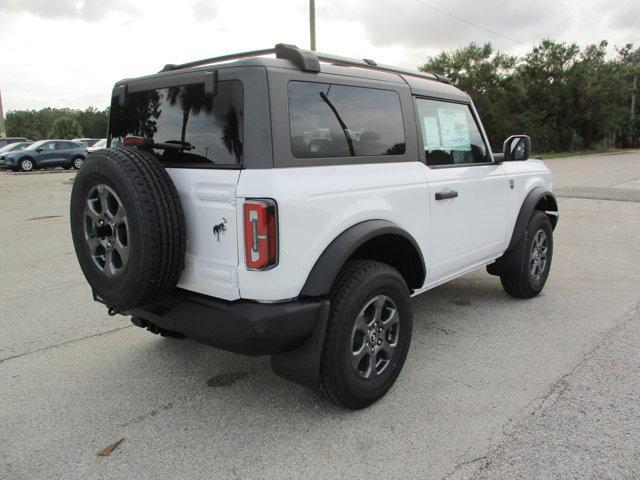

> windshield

[
  {"left": 0, "top": 142, "right": 27, "bottom": 154},
  {"left": 93, "top": 138, "right": 107, "bottom": 148},
  {"left": 25, "top": 140, "right": 48, "bottom": 150}
]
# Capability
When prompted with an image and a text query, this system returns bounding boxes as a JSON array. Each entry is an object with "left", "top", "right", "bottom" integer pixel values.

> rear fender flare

[{"left": 299, "top": 219, "right": 426, "bottom": 297}]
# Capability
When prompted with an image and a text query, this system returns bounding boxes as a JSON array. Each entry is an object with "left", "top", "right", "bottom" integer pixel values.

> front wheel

[
  {"left": 18, "top": 158, "right": 34, "bottom": 172},
  {"left": 500, "top": 211, "right": 553, "bottom": 299},
  {"left": 318, "top": 260, "right": 413, "bottom": 409}
]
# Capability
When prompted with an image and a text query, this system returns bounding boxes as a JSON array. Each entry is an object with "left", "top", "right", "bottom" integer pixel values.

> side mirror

[
  {"left": 36, "top": 148, "right": 43, "bottom": 153},
  {"left": 503, "top": 135, "right": 530, "bottom": 161}
]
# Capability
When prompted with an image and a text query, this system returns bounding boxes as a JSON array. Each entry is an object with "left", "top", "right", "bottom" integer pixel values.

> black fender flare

[
  {"left": 505, "top": 187, "right": 558, "bottom": 254},
  {"left": 488, "top": 187, "right": 558, "bottom": 277},
  {"left": 299, "top": 219, "right": 426, "bottom": 297}
]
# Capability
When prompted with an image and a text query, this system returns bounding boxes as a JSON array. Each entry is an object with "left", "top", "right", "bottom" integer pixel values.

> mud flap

[
  {"left": 270, "top": 300, "right": 330, "bottom": 387},
  {"left": 487, "top": 229, "right": 528, "bottom": 278}
]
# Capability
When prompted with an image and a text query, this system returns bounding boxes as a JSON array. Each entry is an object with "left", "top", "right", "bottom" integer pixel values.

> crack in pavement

[
  {"left": 441, "top": 298, "right": 640, "bottom": 480},
  {"left": 0, "top": 325, "right": 133, "bottom": 364}
]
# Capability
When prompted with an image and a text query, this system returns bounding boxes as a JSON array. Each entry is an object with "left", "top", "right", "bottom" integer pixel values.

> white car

[
  {"left": 70, "top": 44, "right": 558, "bottom": 409},
  {"left": 87, "top": 138, "right": 107, "bottom": 153}
]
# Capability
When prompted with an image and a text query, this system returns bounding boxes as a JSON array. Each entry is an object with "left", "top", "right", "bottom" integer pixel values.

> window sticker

[
  {"left": 437, "top": 108, "right": 470, "bottom": 150},
  {"left": 422, "top": 117, "right": 441, "bottom": 149}
]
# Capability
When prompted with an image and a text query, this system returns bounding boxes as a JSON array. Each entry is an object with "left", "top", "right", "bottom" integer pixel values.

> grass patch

[{"left": 535, "top": 148, "right": 633, "bottom": 159}]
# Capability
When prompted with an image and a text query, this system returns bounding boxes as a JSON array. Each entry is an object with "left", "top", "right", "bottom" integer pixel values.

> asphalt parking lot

[{"left": 1, "top": 152, "right": 640, "bottom": 479}]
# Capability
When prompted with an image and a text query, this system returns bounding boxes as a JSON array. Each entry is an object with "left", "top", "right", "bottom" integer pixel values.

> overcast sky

[{"left": 0, "top": 0, "right": 638, "bottom": 112}]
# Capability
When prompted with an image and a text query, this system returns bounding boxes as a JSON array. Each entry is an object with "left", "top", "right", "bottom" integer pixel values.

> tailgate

[{"left": 167, "top": 168, "right": 241, "bottom": 301}]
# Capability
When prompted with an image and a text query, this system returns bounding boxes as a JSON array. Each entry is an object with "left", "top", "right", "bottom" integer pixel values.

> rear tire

[
  {"left": 72, "top": 156, "right": 84, "bottom": 170},
  {"left": 318, "top": 260, "right": 412, "bottom": 409},
  {"left": 500, "top": 211, "right": 553, "bottom": 299}
]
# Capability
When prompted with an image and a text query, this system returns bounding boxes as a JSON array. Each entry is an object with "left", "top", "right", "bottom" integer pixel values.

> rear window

[
  {"left": 109, "top": 80, "right": 244, "bottom": 166},
  {"left": 288, "top": 81, "right": 405, "bottom": 158}
]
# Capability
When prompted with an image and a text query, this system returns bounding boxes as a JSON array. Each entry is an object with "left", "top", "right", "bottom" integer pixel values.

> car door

[
  {"left": 34, "top": 141, "right": 58, "bottom": 166},
  {"left": 55, "top": 141, "right": 75, "bottom": 167},
  {"left": 415, "top": 97, "right": 508, "bottom": 284}
]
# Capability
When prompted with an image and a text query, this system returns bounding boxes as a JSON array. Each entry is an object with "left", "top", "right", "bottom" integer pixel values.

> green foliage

[
  {"left": 420, "top": 40, "right": 640, "bottom": 152},
  {"left": 6, "top": 107, "right": 108, "bottom": 140},
  {"left": 49, "top": 116, "right": 83, "bottom": 139}
]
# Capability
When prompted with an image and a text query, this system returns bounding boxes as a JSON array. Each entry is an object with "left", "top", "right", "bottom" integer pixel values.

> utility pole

[
  {"left": 0, "top": 90, "right": 5, "bottom": 139},
  {"left": 309, "top": 0, "right": 316, "bottom": 51},
  {"left": 631, "top": 73, "right": 636, "bottom": 129}
]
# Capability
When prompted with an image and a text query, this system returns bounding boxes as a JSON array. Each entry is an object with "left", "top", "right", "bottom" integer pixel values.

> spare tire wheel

[{"left": 70, "top": 147, "right": 186, "bottom": 311}]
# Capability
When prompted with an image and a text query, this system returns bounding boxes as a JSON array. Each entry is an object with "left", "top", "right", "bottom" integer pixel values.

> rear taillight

[{"left": 243, "top": 199, "right": 278, "bottom": 270}]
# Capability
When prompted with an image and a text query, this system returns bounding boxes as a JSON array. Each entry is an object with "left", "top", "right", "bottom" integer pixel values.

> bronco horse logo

[{"left": 213, "top": 218, "right": 227, "bottom": 241}]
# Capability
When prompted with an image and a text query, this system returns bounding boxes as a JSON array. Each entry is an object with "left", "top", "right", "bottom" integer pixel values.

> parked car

[
  {"left": 0, "top": 141, "right": 33, "bottom": 154},
  {"left": 70, "top": 44, "right": 558, "bottom": 409},
  {"left": 87, "top": 138, "right": 107, "bottom": 152},
  {"left": 0, "top": 137, "right": 29, "bottom": 149},
  {"left": 0, "top": 139, "right": 87, "bottom": 172},
  {"left": 72, "top": 138, "right": 101, "bottom": 147}
]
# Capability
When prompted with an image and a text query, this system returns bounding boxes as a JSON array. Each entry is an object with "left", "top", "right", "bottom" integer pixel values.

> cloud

[
  {"left": 606, "top": 0, "right": 640, "bottom": 33},
  {"left": 0, "top": 0, "right": 637, "bottom": 111},
  {"left": 192, "top": 0, "right": 218, "bottom": 22},
  {"left": 0, "top": 0, "right": 135, "bottom": 21},
  {"left": 320, "top": 0, "right": 565, "bottom": 53}
]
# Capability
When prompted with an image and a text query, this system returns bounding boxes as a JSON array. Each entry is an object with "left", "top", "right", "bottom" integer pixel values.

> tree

[
  {"left": 77, "top": 107, "right": 109, "bottom": 138},
  {"left": 6, "top": 110, "right": 42, "bottom": 139},
  {"left": 418, "top": 39, "right": 639, "bottom": 152},
  {"left": 49, "top": 116, "right": 83, "bottom": 139},
  {"left": 419, "top": 42, "right": 518, "bottom": 149},
  {"left": 6, "top": 107, "right": 109, "bottom": 140},
  {"left": 617, "top": 44, "right": 640, "bottom": 146}
]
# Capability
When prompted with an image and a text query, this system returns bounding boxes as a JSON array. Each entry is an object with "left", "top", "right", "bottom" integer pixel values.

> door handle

[{"left": 435, "top": 190, "right": 458, "bottom": 200}]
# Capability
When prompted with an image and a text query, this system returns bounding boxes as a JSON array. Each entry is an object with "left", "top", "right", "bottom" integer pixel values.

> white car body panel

[
  {"left": 168, "top": 168, "right": 241, "bottom": 301},
  {"left": 421, "top": 163, "right": 509, "bottom": 283},
  {"left": 236, "top": 162, "right": 430, "bottom": 301},
  {"left": 502, "top": 159, "right": 554, "bottom": 238},
  {"left": 170, "top": 157, "right": 553, "bottom": 303}
]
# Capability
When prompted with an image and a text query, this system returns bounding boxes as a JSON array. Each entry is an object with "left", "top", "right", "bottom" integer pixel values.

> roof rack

[{"left": 160, "top": 43, "right": 450, "bottom": 84}]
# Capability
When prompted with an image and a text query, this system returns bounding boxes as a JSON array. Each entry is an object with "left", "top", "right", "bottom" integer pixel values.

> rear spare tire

[{"left": 70, "top": 148, "right": 186, "bottom": 311}]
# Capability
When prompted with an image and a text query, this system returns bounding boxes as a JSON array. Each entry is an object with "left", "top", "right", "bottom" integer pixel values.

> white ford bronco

[{"left": 70, "top": 44, "right": 558, "bottom": 409}]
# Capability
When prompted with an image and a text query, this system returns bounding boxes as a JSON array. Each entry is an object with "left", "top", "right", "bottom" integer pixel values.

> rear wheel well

[
  {"left": 535, "top": 194, "right": 558, "bottom": 229},
  {"left": 347, "top": 234, "right": 424, "bottom": 291}
]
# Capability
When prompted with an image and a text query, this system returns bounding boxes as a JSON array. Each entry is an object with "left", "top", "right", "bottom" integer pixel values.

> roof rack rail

[
  {"left": 160, "top": 47, "right": 276, "bottom": 72},
  {"left": 312, "top": 50, "right": 450, "bottom": 84},
  {"left": 159, "top": 43, "right": 450, "bottom": 84}
]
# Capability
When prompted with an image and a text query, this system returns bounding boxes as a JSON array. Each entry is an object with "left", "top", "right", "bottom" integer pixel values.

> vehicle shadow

[{"left": 114, "top": 270, "right": 509, "bottom": 420}]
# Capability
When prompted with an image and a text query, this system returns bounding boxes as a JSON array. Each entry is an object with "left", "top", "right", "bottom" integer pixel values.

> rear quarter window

[
  {"left": 109, "top": 80, "right": 244, "bottom": 167},
  {"left": 288, "top": 81, "right": 405, "bottom": 159}
]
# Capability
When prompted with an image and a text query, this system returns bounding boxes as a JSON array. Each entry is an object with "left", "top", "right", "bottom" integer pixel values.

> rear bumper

[{"left": 127, "top": 289, "right": 326, "bottom": 356}]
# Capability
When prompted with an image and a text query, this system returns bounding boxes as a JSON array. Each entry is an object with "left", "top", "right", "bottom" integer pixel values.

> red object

[
  {"left": 243, "top": 200, "right": 278, "bottom": 270},
  {"left": 122, "top": 136, "right": 145, "bottom": 146}
]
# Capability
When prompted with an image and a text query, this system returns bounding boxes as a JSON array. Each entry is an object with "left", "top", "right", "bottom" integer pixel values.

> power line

[{"left": 413, "top": 0, "right": 526, "bottom": 46}]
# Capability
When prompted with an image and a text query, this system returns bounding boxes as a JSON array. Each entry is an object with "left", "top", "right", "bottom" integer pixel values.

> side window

[
  {"left": 288, "top": 81, "right": 405, "bottom": 158},
  {"left": 56, "top": 142, "right": 69, "bottom": 150},
  {"left": 41, "top": 142, "right": 55, "bottom": 151},
  {"left": 415, "top": 98, "right": 489, "bottom": 166}
]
